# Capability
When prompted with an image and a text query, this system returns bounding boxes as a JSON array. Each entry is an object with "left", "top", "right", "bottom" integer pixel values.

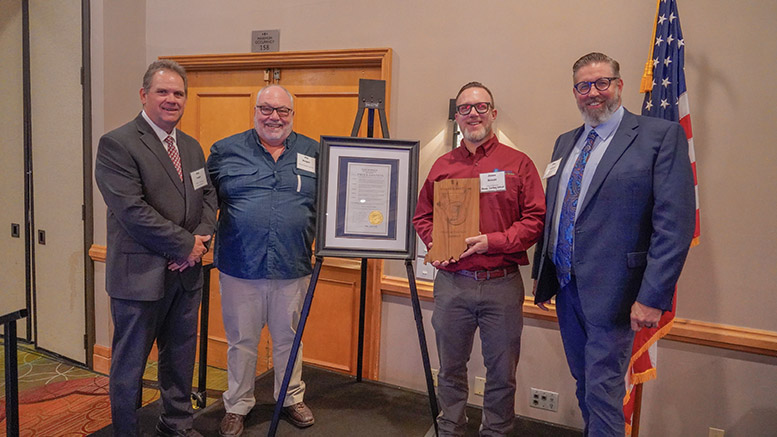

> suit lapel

[
  {"left": 177, "top": 131, "right": 197, "bottom": 222},
  {"left": 543, "top": 126, "right": 583, "bottom": 249},
  {"left": 578, "top": 110, "right": 639, "bottom": 216},
  {"left": 135, "top": 116, "right": 186, "bottom": 197}
]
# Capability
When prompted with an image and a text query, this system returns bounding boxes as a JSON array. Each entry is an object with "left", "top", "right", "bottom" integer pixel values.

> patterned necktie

[
  {"left": 164, "top": 135, "right": 183, "bottom": 181},
  {"left": 554, "top": 129, "right": 598, "bottom": 287}
]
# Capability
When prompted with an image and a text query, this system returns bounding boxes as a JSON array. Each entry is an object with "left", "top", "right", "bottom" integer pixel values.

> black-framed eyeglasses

[
  {"left": 256, "top": 105, "right": 293, "bottom": 117},
  {"left": 573, "top": 77, "right": 619, "bottom": 95},
  {"left": 456, "top": 102, "right": 492, "bottom": 116}
]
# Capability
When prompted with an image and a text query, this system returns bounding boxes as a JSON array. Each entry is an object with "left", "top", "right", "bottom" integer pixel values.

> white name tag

[
  {"left": 297, "top": 153, "right": 316, "bottom": 173},
  {"left": 480, "top": 171, "right": 506, "bottom": 192},
  {"left": 543, "top": 159, "right": 562, "bottom": 179},
  {"left": 190, "top": 168, "right": 208, "bottom": 190}
]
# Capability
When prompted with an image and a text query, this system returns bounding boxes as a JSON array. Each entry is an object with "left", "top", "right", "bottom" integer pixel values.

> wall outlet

[
  {"left": 474, "top": 377, "right": 486, "bottom": 396},
  {"left": 530, "top": 388, "right": 558, "bottom": 412},
  {"left": 431, "top": 368, "right": 439, "bottom": 387},
  {"left": 709, "top": 428, "right": 725, "bottom": 437}
]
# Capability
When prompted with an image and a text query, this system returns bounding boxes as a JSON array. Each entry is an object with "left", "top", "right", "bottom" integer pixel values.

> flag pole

[
  {"left": 632, "top": 383, "right": 644, "bottom": 437},
  {"left": 640, "top": 0, "right": 662, "bottom": 93},
  {"left": 632, "top": 2, "right": 662, "bottom": 434}
]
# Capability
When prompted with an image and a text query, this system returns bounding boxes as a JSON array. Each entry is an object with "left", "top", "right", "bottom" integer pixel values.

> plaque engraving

[{"left": 425, "top": 178, "right": 479, "bottom": 263}]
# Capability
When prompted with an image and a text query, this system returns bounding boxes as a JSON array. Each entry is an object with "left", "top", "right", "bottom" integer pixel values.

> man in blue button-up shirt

[{"left": 207, "top": 85, "right": 318, "bottom": 436}]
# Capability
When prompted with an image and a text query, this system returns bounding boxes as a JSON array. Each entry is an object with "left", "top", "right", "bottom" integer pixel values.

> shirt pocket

[
  {"left": 292, "top": 167, "right": 317, "bottom": 198},
  {"left": 480, "top": 173, "right": 521, "bottom": 231}
]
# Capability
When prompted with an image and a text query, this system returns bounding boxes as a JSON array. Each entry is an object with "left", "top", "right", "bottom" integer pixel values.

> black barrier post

[
  {"left": 3, "top": 308, "right": 28, "bottom": 437},
  {"left": 192, "top": 264, "right": 214, "bottom": 408},
  {"left": 268, "top": 257, "right": 324, "bottom": 436}
]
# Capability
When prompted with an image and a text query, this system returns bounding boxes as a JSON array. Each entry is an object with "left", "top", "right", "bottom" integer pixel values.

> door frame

[{"left": 165, "top": 48, "right": 392, "bottom": 379}]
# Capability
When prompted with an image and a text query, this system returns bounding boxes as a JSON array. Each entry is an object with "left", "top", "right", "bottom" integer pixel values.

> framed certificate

[{"left": 316, "top": 136, "right": 419, "bottom": 259}]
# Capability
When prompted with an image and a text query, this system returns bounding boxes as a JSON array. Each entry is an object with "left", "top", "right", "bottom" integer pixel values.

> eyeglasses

[
  {"left": 256, "top": 105, "right": 293, "bottom": 117},
  {"left": 573, "top": 77, "right": 619, "bottom": 95},
  {"left": 455, "top": 102, "right": 492, "bottom": 116}
]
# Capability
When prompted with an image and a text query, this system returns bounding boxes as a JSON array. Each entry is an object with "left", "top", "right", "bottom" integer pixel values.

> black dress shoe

[
  {"left": 155, "top": 421, "right": 203, "bottom": 437},
  {"left": 282, "top": 401, "right": 315, "bottom": 428}
]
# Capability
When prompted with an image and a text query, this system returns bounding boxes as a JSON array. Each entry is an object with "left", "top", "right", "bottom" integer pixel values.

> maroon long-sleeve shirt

[{"left": 413, "top": 135, "right": 546, "bottom": 272}]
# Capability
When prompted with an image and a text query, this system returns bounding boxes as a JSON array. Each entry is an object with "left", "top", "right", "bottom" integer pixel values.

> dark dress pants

[
  {"left": 556, "top": 276, "right": 634, "bottom": 437},
  {"left": 432, "top": 270, "right": 524, "bottom": 437},
  {"left": 109, "top": 277, "right": 201, "bottom": 436}
]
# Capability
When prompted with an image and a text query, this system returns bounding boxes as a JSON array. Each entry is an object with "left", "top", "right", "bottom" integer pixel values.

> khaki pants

[{"left": 219, "top": 272, "right": 310, "bottom": 415}]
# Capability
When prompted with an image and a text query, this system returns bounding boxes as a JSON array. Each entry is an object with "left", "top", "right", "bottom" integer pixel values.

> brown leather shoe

[
  {"left": 219, "top": 412, "right": 245, "bottom": 437},
  {"left": 282, "top": 401, "right": 315, "bottom": 428}
]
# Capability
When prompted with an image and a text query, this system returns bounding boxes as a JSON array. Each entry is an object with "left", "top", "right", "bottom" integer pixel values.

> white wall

[{"left": 89, "top": 1, "right": 777, "bottom": 435}]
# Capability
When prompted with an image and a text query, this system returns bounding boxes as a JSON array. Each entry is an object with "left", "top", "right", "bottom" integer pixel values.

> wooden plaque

[{"left": 425, "top": 178, "right": 480, "bottom": 263}]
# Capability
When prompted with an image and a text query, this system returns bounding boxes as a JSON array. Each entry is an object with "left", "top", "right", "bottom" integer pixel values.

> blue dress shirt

[{"left": 207, "top": 129, "right": 319, "bottom": 279}]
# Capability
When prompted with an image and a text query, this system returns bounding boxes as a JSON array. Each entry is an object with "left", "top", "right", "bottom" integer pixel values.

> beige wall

[
  {"left": 0, "top": 0, "right": 27, "bottom": 333},
  {"left": 91, "top": 0, "right": 147, "bottom": 347},
  {"left": 90, "top": 1, "right": 777, "bottom": 435}
]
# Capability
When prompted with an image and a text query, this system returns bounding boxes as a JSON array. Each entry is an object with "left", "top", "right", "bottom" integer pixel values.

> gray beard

[{"left": 579, "top": 98, "right": 619, "bottom": 126}]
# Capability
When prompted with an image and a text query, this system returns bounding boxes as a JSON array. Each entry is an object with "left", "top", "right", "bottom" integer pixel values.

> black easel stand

[
  {"left": 2, "top": 308, "right": 28, "bottom": 437},
  {"left": 268, "top": 79, "right": 438, "bottom": 436},
  {"left": 268, "top": 258, "right": 324, "bottom": 436}
]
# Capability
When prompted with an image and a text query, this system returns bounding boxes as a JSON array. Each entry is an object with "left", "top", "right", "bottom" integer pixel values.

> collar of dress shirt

[{"left": 141, "top": 110, "right": 178, "bottom": 147}]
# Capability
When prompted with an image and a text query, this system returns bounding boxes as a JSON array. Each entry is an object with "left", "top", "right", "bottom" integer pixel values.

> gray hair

[{"left": 256, "top": 84, "right": 294, "bottom": 108}]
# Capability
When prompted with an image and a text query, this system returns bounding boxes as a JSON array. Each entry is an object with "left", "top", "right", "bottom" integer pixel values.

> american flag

[{"left": 624, "top": 0, "right": 700, "bottom": 434}]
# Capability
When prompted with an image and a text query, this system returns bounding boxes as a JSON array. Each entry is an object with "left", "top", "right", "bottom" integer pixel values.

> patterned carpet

[{"left": 0, "top": 342, "right": 227, "bottom": 436}]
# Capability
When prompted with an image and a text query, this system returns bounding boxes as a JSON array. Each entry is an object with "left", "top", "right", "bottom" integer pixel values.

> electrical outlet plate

[
  {"left": 530, "top": 388, "right": 558, "bottom": 412},
  {"left": 431, "top": 368, "right": 439, "bottom": 387},
  {"left": 474, "top": 377, "right": 486, "bottom": 396}
]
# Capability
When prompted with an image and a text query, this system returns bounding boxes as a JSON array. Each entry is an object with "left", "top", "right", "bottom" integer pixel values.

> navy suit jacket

[
  {"left": 95, "top": 113, "right": 217, "bottom": 301},
  {"left": 533, "top": 109, "right": 695, "bottom": 326}
]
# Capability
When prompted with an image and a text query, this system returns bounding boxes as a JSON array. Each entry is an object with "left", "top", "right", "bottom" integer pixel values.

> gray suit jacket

[
  {"left": 95, "top": 113, "right": 217, "bottom": 301},
  {"left": 533, "top": 110, "right": 695, "bottom": 325}
]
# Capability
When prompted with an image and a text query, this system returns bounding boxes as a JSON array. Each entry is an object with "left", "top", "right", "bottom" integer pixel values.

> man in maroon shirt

[{"left": 413, "top": 82, "right": 545, "bottom": 436}]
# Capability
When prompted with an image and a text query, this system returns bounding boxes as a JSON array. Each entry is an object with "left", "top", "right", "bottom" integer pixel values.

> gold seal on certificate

[{"left": 369, "top": 210, "right": 384, "bottom": 225}]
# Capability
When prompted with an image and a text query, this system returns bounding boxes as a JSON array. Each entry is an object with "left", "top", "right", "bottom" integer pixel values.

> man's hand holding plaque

[{"left": 424, "top": 178, "right": 480, "bottom": 265}]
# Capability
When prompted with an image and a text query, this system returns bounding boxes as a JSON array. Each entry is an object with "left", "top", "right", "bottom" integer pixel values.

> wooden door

[{"left": 169, "top": 49, "right": 391, "bottom": 378}]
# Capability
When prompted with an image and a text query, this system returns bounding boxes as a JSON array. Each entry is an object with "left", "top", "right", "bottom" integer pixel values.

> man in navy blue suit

[{"left": 533, "top": 52, "right": 695, "bottom": 436}]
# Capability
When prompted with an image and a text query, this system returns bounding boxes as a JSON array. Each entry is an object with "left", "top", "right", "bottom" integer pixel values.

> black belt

[{"left": 455, "top": 265, "right": 519, "bottom": 281}]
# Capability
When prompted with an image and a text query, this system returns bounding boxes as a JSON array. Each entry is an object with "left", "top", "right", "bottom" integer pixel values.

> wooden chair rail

[
  {"left": 380, "top": 274, "right": 777, "bottom": 358},
  {"left": 89, "top": 244, "right": 777, "bottom": 358}
]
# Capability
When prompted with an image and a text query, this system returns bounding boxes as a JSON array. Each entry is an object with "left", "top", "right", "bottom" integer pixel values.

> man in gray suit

[
  {"left": 95, "top": 59, "right": 217, "bottom": 437},
  {"left": 533, "top": 52, "right": 695, "bottom": 436}
]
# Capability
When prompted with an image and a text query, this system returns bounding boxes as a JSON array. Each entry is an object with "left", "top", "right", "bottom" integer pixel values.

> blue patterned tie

[{"left": 554, "top": 129, "right": 598, "bottom": 287}]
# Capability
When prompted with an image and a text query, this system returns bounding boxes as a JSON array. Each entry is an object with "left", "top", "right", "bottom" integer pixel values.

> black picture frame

[{"left": 316, "top": 135, "right": 419, "bottom": 259}]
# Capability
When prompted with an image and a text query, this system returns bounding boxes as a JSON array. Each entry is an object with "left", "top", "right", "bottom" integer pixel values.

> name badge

[
  {"left": 543, "top": 159, "right": 562, "bottom": 179},
  {"left": 297, "top": 153, "right": 316, "bottom": 173},
  {"left": 480, "top": 171, "right": 506, "bottom": 193},
  {"left": 190, "top": 168, "right": 208, "bottom": 190}
]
